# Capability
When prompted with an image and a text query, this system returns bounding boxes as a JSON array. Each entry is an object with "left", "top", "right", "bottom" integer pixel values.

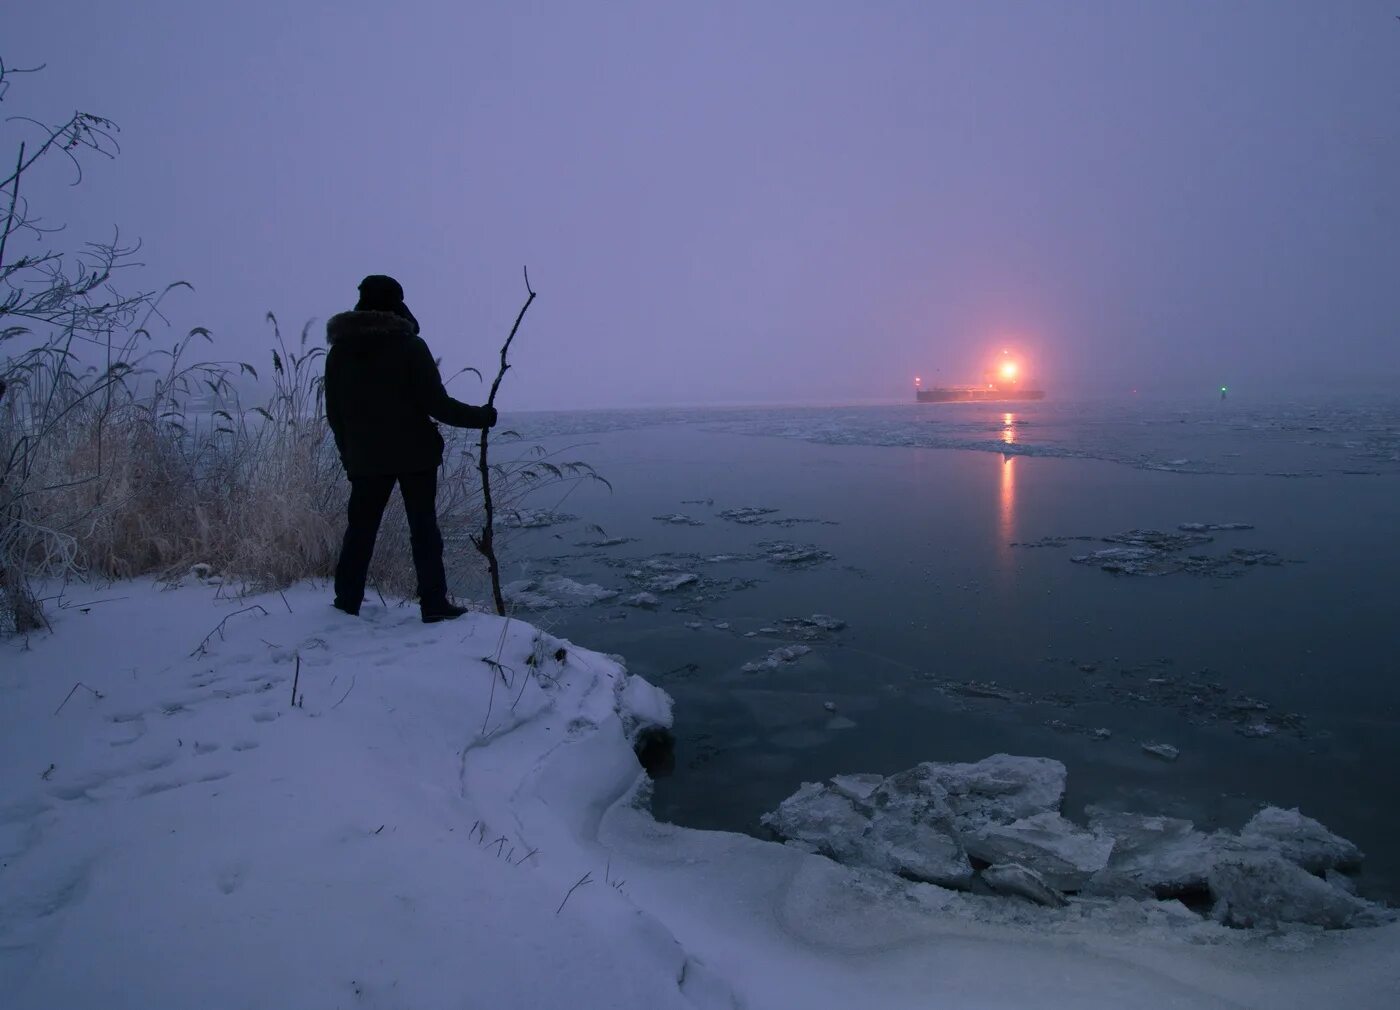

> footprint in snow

[
  {"left": 136, "top": 770, "right": 229, "bottom": 797},
  {"left": 136, "top": 779, "right": 185, "bottom": 798},
  {"left": 107, "top": 713, "right": 147, "bottom": 747},
  {"left": 216, "top": 864, "right": 246, "bottom": 895}
]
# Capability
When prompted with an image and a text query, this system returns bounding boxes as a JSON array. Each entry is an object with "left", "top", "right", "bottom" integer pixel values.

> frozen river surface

[{"left": 458, "top": 395, "right": 1400, "bottom": 902}]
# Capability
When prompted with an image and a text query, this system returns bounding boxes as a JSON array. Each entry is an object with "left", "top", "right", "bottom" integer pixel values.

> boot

[
  {"left": 421, "top": 600, "right": 468, "bottom": 624},
  {"left": 332, "top": 598, "right": 360, "bottom": 617}
]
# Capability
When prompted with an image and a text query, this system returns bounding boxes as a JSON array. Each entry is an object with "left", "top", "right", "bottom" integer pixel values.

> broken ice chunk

[
  {"left": 1208, "top": 855, "right": 1385, "bottom": 929},
  {"left": 964, "top": 811, "right": 1114, "bottom": 891},
  {"left": 982, "top": 863, "right": 1069, "bottom": 908},
  {"left": 1239, "top": 806, "right": 1363, "bottom": 873},
  {"left": 829, "top": 773, "right": 883, "bottom": 803}
]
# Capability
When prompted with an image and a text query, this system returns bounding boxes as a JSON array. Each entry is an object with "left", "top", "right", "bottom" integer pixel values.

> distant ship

[{"left": 915, "top": 350, "right": 1045, "bottom": 403}]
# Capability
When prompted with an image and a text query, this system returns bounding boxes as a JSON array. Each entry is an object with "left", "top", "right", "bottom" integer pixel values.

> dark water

[{"left": 462, "top": 398, "right": 1400, "bottom": 901}]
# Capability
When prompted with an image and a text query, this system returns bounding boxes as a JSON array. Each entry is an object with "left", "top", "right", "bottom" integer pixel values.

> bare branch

[
  {"left": 471, "top": 267, "right": 537, "bottom": 616},
  {"left": 556, "top": 871, "right": 593, "bottom": 914},
  {"left": 53, "top": 680, "right": 104, "bottom": 715}
]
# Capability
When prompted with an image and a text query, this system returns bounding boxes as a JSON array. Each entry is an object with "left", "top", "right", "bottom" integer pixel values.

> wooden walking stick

[{"left": 470, "top": 267, "right": 536, "bottom": 615}]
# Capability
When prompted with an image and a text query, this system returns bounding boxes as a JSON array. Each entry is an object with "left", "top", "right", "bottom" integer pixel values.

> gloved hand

[{"left": 484, "top": 405, "right": 498, "bottom": 428}]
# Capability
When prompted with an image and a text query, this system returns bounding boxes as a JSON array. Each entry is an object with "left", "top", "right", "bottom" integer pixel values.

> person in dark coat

[{"left": 324, "top": 274, "right": 496, "bottom": 623}]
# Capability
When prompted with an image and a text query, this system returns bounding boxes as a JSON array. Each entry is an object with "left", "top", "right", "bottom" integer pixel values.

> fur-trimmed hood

[{"left": 326, "top": 310, "right": 416, "bottom": 347}]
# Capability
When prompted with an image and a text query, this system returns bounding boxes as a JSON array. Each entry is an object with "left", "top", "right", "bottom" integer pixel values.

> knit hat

[{"left": 355, "top": 274, "right": 419, "bottom": 334}]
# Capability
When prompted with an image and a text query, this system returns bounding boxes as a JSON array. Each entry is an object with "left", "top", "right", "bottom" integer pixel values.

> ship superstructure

[{"left": 916, "top": 350, "right": 1045, "bottom": 403}]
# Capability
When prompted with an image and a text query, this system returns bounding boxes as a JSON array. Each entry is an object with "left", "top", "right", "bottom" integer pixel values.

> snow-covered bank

[{"left": 3, "top": 583, "right": 1397, "bottom": 1009}]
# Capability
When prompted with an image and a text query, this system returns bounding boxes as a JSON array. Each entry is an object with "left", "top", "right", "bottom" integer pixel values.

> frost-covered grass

[
  {"left": 3, "top": 581, "right": 1398, "bottom": 1009},
  {"left": 1, "top": 318, "right": 605, "bottom": 632},
  {"left": 0, "top": 320, "right": 474, "bottom": 629}
]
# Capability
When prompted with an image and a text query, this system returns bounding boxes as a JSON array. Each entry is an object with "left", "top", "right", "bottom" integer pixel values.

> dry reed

[{"left": 1, "top": 314, "right": 603, "bottom": 633}]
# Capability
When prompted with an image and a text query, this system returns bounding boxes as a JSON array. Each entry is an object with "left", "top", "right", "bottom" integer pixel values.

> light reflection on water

[
  {"left": 999, "top": 455, "right": 1017, "bottom": 559},
  {"left": 998, "top": 413, "right": 1018, "bottom": 564}
]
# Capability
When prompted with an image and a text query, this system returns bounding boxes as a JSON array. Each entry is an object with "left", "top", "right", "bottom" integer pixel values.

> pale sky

[{"left": 7, "top": 1, "right": 1399, "bottom": 408}]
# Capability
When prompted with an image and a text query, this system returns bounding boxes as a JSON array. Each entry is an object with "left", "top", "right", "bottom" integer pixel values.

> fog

[{"left": 7, "top": 1, "right": 1399, "bottom": 409}]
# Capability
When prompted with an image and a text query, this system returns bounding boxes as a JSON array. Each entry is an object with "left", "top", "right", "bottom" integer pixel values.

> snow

[{"left": 4, "top": 581, "right": 1399, "bottom": 1009}]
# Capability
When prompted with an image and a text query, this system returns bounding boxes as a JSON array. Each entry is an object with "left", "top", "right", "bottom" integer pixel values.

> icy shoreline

[{"left": 3, "top": 581, "right": 1398, "bottom": 1008}]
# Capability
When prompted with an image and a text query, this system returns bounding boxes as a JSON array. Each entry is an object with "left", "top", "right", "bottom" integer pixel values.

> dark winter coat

[{"left": 324, "top": 310, "right": 494, "bottom": 477}]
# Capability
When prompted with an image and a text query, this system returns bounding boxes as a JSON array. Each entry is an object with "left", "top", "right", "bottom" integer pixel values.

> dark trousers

[{"left": 333, "top": 470, "right": 448, "bottom": 610}]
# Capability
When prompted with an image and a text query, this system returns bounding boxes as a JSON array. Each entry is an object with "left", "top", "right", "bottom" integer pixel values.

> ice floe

[
  {"left": 503, "top": 575, "right": 617, "bottom": 609},
  {"left": 741, "top": 645, "right": 812, "bottom": 673},
  {"left": 758, "top": 541, "right": 834, "bottom": 566},
  {"left": 717, "top": 506, "right": 780, "bottom": 524},
  {"left": 499, "top": 508, "right": 578, "bottom": 528},
  {"left": 773, "top": 614, "right": 846, "bottom": 641},
  {"left": 1141, "top": 742, "right": 1180, "bottom": 761},
  {"left": 925, "top": 659, "right": 1308, "bottom": 741},
  {"left": 652, "top": 513, "right": 705, "bottom": 526},
  {"left": 711, "top": 505, "right": 835, "bottom": 528},
  {"left": 1057, "top": 524, "right": 1289, "bottom": 578}
]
